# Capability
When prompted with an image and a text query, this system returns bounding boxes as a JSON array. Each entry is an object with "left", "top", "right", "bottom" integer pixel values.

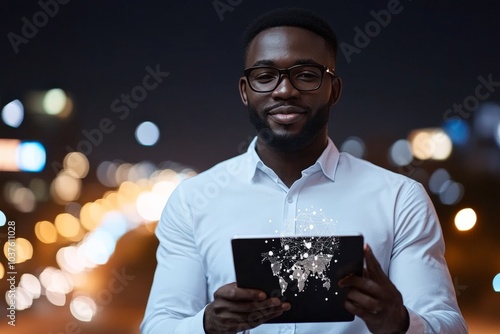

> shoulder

[
  {"left": 176, "top": 153, "right": 250, "bottom": 190},
  {"left": 337, "top": 151, "right": 421, "bottom": 190}
]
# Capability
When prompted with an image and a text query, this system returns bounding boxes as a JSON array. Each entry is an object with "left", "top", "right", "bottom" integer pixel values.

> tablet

[{"left": 231, "top": 234, "right": 364, "bottom": 323}]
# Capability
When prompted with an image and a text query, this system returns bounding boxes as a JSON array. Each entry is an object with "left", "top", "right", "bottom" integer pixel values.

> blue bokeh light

[
  {"left": 442, "top": 119, "right": 470, "bottom": 145},
  {"left": 17, "top": 141, "right": 46, "bottom": 172}
]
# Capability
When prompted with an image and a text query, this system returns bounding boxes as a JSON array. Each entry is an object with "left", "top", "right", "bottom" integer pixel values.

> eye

[
  {"left": 294, "top": 70, "right": 321, "bottom": 82},
  {"left": 252, "top": 70, "right": 278, "bottom": 83}
]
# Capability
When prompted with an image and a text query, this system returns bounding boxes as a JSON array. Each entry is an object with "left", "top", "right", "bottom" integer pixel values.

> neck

[{"left": 255, "top": 132, "right": 328, "bottom": 188}]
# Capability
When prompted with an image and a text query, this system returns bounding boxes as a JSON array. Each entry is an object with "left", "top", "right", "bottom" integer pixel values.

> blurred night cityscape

[{"left": 1, "top": 1, "right": 500, "bottom": 333}]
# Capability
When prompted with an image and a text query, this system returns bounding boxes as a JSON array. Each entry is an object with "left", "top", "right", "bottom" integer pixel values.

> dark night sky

[{"left": 1, "top": 0, "right": 500, "bottom": 172}]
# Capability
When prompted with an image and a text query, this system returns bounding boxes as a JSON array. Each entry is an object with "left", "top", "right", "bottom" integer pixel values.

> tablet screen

[{"left": 231, "top": 234, "right": 364, "bottom": 323}]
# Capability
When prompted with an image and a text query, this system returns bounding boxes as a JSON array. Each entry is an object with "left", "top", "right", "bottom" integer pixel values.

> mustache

[{"left": 262, "top": 103, "right": 309, "bottom": 114}]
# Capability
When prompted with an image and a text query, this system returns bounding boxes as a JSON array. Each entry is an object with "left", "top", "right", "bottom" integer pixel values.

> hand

[
  {"left": 203, "top": 282, "right": 291, "bottom": 334},
  {"left": 338, "top": 244, "right": 409, "bottom": 334}
]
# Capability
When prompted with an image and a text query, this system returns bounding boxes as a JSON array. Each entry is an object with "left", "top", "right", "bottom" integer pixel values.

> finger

[
  {"left": 344, "top": 299, "right": 381, "bottom": 319},
  {"left": 237, "top": 303, "right": 291, "bottom": 329},
  {"left": 214, "top": 282, "right": 267, "bottom": 302},
  {"left": 364, "top": 244, "right": 385, "bottom": 280},
  {"left": 344, "top": 286, "right": 380, "bottom": 311},
  {"left": 339, "top": 274, "right": 379, "bottom": 295}
]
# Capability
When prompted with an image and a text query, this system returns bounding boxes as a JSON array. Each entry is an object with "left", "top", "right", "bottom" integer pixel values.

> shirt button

[{"left": 287, "top": 196, "right": 294, "bottom": 203}]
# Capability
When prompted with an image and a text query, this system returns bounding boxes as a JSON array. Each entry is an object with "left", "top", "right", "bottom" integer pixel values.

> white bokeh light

[
  {"left": 1, "top": 99, "right": 24, "bottom": 128},
  {"left": 70, "top": 295, "right": 97, "bottom": 322},
  {"left": 454, "top": 208, "right": 477, "bottom": 231},
  {"left": 340, "top": 136, "right": 365, "bottom": 158},
  {"left": 389, "top": 139, "right": 413, "bottom": 166},
  {"left": 135, "top": 121, "right": 160, "bottom": 146},
  {"left": 43, "top": 89, "right": 67, "bottom": 115}
]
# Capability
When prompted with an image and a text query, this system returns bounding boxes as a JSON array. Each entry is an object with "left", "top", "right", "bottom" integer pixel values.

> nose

[{"left": 271, "top": 74, "right": 300, "bottom": 99}]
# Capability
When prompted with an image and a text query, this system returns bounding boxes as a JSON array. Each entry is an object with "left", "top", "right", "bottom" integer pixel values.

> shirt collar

[{"left": 244, "top": 136, "right": 340, "bottom": 183}]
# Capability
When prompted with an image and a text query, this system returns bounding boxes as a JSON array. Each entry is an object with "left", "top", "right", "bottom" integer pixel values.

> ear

[
  {"left": 239, "top": 77, "right": 249, "bottom": 106},
  {"left": 329, "top": 76, "right": 342, "bottom": 106}
]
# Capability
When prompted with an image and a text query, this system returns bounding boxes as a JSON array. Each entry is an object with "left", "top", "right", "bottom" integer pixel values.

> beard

[{"left": 247, "top": 102, "right": 330, "bottom": 152}]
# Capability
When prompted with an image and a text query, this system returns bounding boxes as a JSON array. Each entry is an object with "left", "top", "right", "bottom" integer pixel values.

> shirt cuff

[
  {"left": 190, "top": 305, "right": 209, "bottom": 334},
  {"left": 405, "top": 306, "right": 427, "bottom": 334}
]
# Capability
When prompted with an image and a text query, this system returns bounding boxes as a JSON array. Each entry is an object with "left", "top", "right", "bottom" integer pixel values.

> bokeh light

[
  {"left": 12, "top": 187, "right": 36, "bottom": 212},
  {"left": 389, "top": 139, "right": 413, "bottom": 166},
  {"left": 455, "top": 208, "right": 477, "bottom": 231},
  {"left": 6, "top": 286, "right": 33, "bottom": 311},
  {"left": 29, "top": 178, "right": 49, "bottom": 201},
  {"left": 35, "top": 220, "right": 58, "bottom": 244},
  {"left": 43, "top": 88, "right": 67, "bottom": 115},
  {"left": 495, "top": 123, "right": 500, "bottom": 148},
  {"left": 64, "top": 152, "right": 90, "bottom": 178},
  {"left": 70, "top": 296, "right": 97, "bottom": 322},
  {"left": 340, "top": 136, "right": 365, "bottom": 158},
  {"left": 46, "top": 290, "right": 66, "bottom": 306},
  {"left": 54, "top": 213, "right": 81, "bottom": 239},
  {"left": 17, "top": 141, "right": 46, "bottom": 172},
  {"left": 135, "top": 121, "right": 160, "bottom": 146},
  {"left": 51, "top": 171, "right": 82, "bottom": 203},
  {"left": 96, "top": 161, "right": 119, "bottom": 187},
  {"left": 409, "top": 128, "right": 453, "bottom": 160},
  {"left": 0, "top": 139, "right": 20, "bottom": 171},
  {"left": 0, "top": 210, "right": 6, "bottom": 227},
  {"left": 4, "top": 238, "right": 33, "bottom": 264},
  {"left": 439, "top": 181, "right": 464, "bottom": 205},
  {"left": 40, "top": 267, "right": 74, "bottom": 294},
  {"left": 3, "top": 181, "right": 22, "bottom": 203},
  {"left": 1, "top": 99, "right": 24, "bottom": 128},
  {"left": 0, "top": 263, "right": 4, "bottom": 279},
  {"left": 442, "top": 119, "right": 470, "bottom": 145},
  {"left": 473, "top": 102, "right": 500, "bottom": 140},
  {"left": 136, "top": 191, "right": 168, "bottom": 222},
  {"left": 56, "top": 246, "right": 86, "bottom": 274},
  {"left": 429, "top": 168, "right": 450, "bottom": 194},
  {"left": 493, "top": 273, "right": 500, "bottom": 292},
  {"left": 81, "top": 229, "right": 116, "bottom": 265},
  {"left": 19, "top": 273, "right": 41, "bottom": 299}
]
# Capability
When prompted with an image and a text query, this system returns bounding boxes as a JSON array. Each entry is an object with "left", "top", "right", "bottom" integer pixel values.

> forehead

[{"left": 245, "top": 26, "right": 333, "bottom": 68}]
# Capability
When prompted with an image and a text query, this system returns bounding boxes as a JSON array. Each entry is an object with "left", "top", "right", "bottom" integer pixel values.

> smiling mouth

[
  {"left": 269, "top": 112, "right": 304, "bottom": 125},
  {"left": 268, "top": 106, "right": 306, "bottom": 125}
]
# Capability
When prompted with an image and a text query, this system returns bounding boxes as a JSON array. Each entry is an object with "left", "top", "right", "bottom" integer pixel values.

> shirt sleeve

[
  {"left": 140, "top": 185, "right": 208, "bottom": 334},
  {"left": 390, "top": 182, "right": 468, "bottom": 334}
]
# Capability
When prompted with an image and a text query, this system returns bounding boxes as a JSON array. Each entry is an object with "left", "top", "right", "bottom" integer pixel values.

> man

[{"left": 141, "top": 8, "right": 467, "bottom": 334}]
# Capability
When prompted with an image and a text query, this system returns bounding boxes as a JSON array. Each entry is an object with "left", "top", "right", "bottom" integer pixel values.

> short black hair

[{"left": 243, "top": 7, "right": 338, "bottom": 60}]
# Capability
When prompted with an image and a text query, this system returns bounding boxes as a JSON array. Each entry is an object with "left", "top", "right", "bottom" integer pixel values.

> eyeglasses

[{"left": 243, "top": 64, "right": 335, "bottom": 93}]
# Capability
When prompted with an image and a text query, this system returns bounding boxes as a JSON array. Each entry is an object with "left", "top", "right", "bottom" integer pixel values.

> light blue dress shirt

[{"left": 141, "top": 137, "right": 467, "bottom": 334}]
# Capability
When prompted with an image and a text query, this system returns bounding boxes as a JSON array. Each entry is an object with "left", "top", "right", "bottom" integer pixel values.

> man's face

[{"left": 239, "top": 26, "right": 341, "bottom": 152}]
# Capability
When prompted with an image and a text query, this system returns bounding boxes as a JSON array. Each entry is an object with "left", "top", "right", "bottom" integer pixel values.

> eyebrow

[{"left": 250, "top": 58, "right": 323, "bottom": 67}]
